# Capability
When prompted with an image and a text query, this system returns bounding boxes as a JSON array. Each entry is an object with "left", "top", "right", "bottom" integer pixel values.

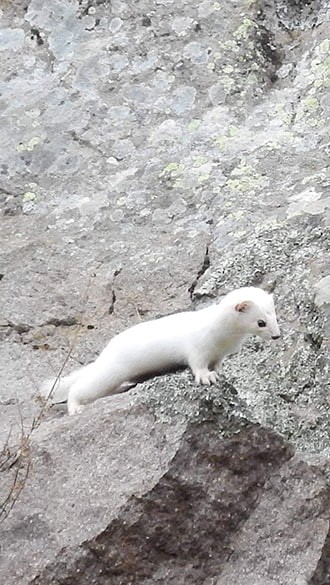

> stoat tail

[{"left": 40, "top": 367, "right": 85, "bottom": 404}]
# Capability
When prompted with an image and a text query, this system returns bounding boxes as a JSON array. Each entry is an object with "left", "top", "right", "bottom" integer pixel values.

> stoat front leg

[
  {"left": 193, "top": 368, "right": 219, "bottom": 385},
  {"left": 188, "top": 349, "right": 220, "bottom": 386}
]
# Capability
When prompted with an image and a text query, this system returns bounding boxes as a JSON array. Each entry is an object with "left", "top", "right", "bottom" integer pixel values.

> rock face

[
  {"left": 0, "top": 0, "right": 329, "bottom": 583},
  {"left": 1, "top": 386, "right": 328, "bottom": 585}
]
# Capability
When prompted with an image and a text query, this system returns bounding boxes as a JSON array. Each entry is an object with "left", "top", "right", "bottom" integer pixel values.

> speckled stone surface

[{"left": 0, "top": 0, "right": 329, "bottom": 583}]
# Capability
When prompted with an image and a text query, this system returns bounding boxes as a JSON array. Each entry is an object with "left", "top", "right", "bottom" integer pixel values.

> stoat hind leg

[
  {"left": 67, "top": 382, "right": 136, "bottom": 415},
  {"left": 67, "top": 363, "right": 129, "bottom": 415},
  {"left": 67, "top": 395, "right": 86, "bottom": 416}
]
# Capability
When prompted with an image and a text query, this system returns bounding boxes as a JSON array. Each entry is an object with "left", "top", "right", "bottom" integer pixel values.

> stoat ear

[{"left": 235, "top": 301, "right": 251, "bottom": 313}]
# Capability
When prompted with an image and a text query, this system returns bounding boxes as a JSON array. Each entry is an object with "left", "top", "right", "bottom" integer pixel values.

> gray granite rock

[
  {"left": 1, "top": 385, "right": 328, "bottom": 585},
  {"left": 0, "top": 0, "right": 329, "bottom": 583}
]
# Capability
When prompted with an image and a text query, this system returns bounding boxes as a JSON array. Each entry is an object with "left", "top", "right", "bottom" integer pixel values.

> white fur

[{"left": 41, "top": 287, "right": 280, "bottom": 415}]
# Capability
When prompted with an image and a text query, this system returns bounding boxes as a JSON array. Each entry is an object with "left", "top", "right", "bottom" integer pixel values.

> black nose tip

[{"left": 272, "top": 335, "right": 281, "bottom": 340}]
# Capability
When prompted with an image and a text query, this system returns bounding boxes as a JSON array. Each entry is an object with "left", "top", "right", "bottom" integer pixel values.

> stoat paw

[
  {"left": 68, "top": 402, "right": 85, "bottom": 416},
  {"left": 194, "top": 369, "right": 218, "bottom": 386}
]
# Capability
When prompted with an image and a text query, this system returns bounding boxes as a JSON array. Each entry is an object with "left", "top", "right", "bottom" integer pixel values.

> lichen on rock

[{"left": 0, "top": 0, "right": 329, "bottom": 583}]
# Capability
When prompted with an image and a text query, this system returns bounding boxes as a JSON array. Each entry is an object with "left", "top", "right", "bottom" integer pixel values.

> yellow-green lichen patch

[
  {"left": 207, "top": 62, "right": 216, "bottom": 71},
  {"left": 159, "top": 162, "right": 185, "bottom": 178},
  {"left": 221, "top": 40, "right": 238, "bottom": 52},
  {"left": 188, "top": 119, "right": 201, "bottom": 131},
  {"left": 294, "top": 39, "right": 330, "bottom": 97},
  {"left": 295, "top": 96, "right": 320, "bottom": 121},
  {"left": 226, "top": 178, "right": 252, "bottom": 193},
  {"left": 310, "top": 40, "right": 330, "bottom": 89},
  {"left": 274, "top": 103, "right": 292, "bottom": 126},
  {"left": 23, "top": 191, "right": 36, "bottom": 202},
  {"left": 228, "top": 125, "right": 239, "bottom": 137},
  {"left": 197, "top": 174, "right": 210, "bottom": 183},
  {"left": 16, "top": 136, "right": 43, "bottom": 152},
  {"left": 214, "top": 125, "right": 241, "bottom": 151},
  {"left": 166, "top": 156, "right": 216, "bottom": 190},
  {"left": 220, "top": 75, "right": 236, "bottom": 93},
  {"left": 214, "top": 135, "right": 229, "bottom": 150},
  {"left": 227, "top": 209, "right": 246, "bottom": 219},
  {"left": 226, "top": 162, "right": 269, "bottom": 194},
  {"left": 233, "top": 18, "right": 255, "bottom": 41},
  {"left": 223, "top": 64, "right": 234, "bottom": 74},
  {"left": 192, "top": 156, "right": 209, "bottom": 167}
]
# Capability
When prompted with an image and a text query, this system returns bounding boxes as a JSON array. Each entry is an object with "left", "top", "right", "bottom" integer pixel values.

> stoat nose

[{"left": 272, "top": 335, "right": 281, "bottom": 340}]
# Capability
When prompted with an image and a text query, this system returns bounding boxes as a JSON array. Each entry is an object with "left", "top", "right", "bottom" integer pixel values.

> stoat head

[{"left": 226, "top": 287, "right": 281, "bottom": 341}]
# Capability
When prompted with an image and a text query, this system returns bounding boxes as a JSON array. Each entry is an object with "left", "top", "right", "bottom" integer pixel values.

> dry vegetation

[{"left": 0, "top": 273, "right": 97, "bottom": 522}]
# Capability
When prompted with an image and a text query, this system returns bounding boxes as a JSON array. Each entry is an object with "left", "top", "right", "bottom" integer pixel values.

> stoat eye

[{"left": 258, "top": 319, "right": 266, "bottom": 328}]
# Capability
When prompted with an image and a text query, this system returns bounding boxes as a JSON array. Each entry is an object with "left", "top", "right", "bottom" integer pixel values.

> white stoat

[{"left": 41, "top": 287, "right": 280, "bottom": 415}]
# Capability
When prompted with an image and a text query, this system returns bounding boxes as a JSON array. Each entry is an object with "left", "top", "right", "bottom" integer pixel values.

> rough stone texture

[
  {"left": 0, "top": 0, "right": 329, "bottom": 583},
  {"left": 1, "top": 385, "right": 328, "bottom": 585}
]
